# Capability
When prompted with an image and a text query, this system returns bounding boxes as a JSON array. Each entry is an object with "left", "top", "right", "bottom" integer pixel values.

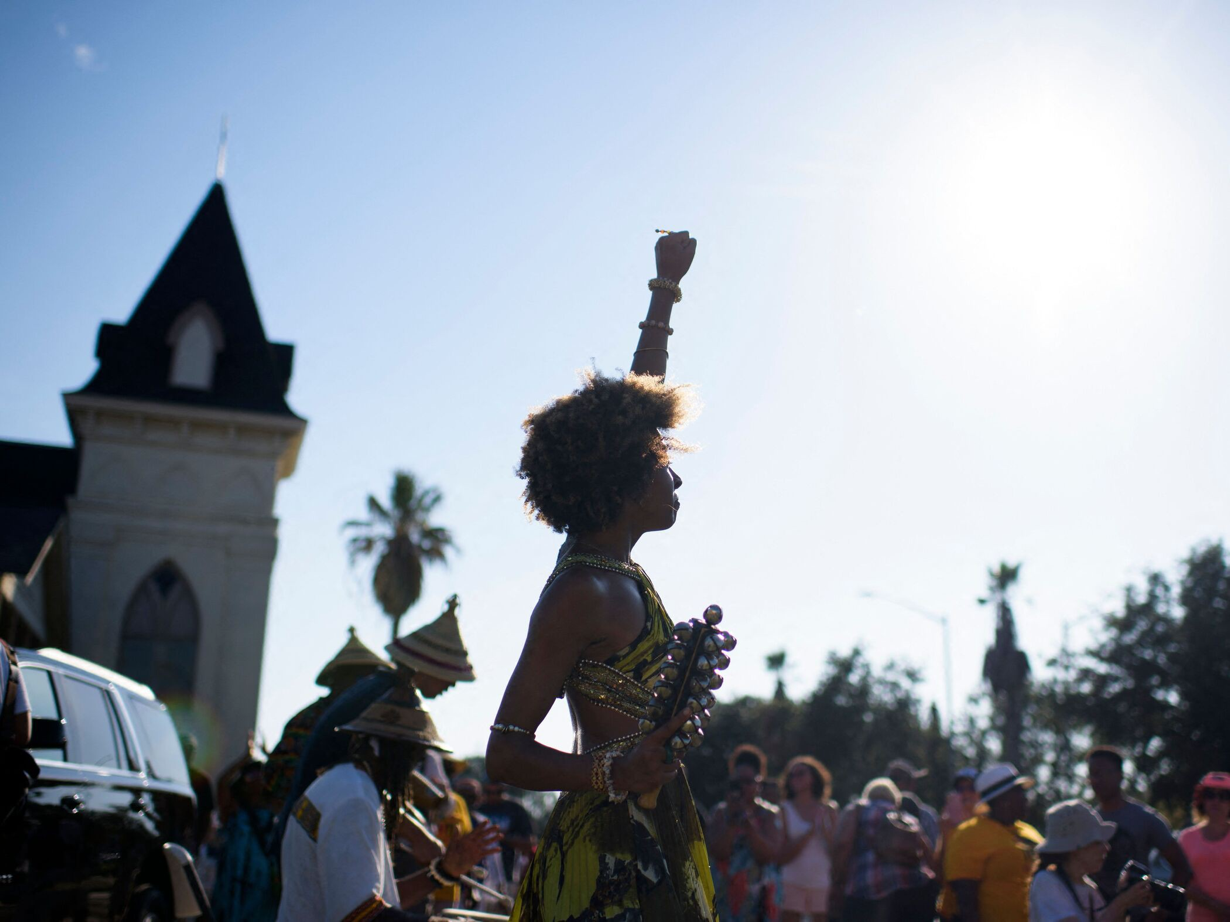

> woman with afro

[{"left": 487, "top": 231, "right": 717, "bottom": 921}]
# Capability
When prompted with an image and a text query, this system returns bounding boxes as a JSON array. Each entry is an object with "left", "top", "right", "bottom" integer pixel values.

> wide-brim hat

[
  {"left": 1037, "top": 799, "right": 1116, "bottom": 853},
  {"left": 976, "top": 762, "right": 1035, "bottom": 803},
  {"left": 386, "top": 595, "right": 476, "bottom": 683},
  {"left": 888, "top": 758, "right": 929, "bottom": 780},
  {"left": 338, "top": 683, "right": 452, "bottom": 752},
  {"left": 316, "top": 626, "right": 391, "bottom": 688}
]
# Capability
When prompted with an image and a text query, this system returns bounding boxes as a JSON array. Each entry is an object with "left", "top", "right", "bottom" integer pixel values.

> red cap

[{"left": 1199, "top": 772, "right": 1230, "bottom": 791}]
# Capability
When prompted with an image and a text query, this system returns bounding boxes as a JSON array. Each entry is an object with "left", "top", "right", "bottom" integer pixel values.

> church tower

[{"left": 62, "top": 183, "right": 306, "bottom": 766}]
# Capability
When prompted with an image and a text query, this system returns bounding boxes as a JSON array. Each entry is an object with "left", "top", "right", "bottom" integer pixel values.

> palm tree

[
  {"left": 980, "top": 562, "right": 1031, "bottom": 765},
  {"left": 344, "top": 471, "right": 456, "bottom": 641},
  {"left": 766, "top": 650, "right": 788, "bottom": 701}
]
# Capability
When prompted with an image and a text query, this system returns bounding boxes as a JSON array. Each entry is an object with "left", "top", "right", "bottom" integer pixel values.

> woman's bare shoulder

[{"left": 530, "top": 566, "right": 630, "bottom": 638}]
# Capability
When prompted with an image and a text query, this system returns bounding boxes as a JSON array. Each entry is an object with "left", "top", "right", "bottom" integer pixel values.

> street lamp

[{"left": 859, "top": 590, "right": 954, "bottom": 735}]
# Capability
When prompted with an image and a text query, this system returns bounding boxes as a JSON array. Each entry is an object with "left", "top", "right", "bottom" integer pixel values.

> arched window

[
  {"left": 118, "top": 561, "right": 199, "bottom": 699},
  {"left": 166, "top": 302, "right": 224, "bottom": 390}
]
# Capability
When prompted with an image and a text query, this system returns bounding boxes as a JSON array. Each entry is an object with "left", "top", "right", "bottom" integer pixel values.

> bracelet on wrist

[
  {"left": 648, "top": 278, "right": 682, "bottom": 303},
  {"left": 428, "top": 856, "right": 461, "bottom": 887},
  {"left": 600, "top": 748, "right": 628, "bottom": 804},
  {"left": 490, "top": 723, "right": 535, "bottom": 738},
  {"left": 590, "top": 751, "right": 606, "bottom": 794}
]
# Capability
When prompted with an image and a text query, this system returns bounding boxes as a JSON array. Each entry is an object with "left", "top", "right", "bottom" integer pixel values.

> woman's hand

[
  {"left": 1104, "top": 880, "right": 1151, "bottom": 918},
  {"left": 611, "top": 708, "right": 694, "bottom": 794},
  {"left": 440, "top": 820, "right": 503, "bottom": 879},
  {"left": 655, "top": 231, "right": 697, "bottom": 282}
]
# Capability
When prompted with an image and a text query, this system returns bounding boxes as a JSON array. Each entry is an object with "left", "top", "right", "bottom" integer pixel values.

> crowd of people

[{"left": 697, "top": 742, "right": 1230, "bottom": 921}]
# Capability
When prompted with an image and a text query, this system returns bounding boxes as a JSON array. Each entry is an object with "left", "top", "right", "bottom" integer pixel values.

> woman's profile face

[
  {"left": 637, "top": 464, "right": 682, "bottom": 532},
  {"left": 1072, "top": 839, "right": 1110, "bottom": 876}
]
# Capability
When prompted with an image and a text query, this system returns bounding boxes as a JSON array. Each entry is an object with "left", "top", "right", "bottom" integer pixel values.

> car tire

[{"left": 128, "top": 887, "right": 172, "bottom": 922}]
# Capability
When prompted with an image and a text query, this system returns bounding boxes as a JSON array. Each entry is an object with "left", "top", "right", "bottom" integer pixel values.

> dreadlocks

[{"left": 348, "top": 734, "right": 428, "bottom": 841}]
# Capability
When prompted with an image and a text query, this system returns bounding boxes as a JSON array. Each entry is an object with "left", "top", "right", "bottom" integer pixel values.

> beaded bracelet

[
  {"left": 648, "top": 278, "right": 683, "bottom": 303},
  {"left": 427, "top": 857, "right": 461, "bottom": 887},
  {"left": 600, "top": 748, "right": 628, "bottom": 803},
  {"left": 638, "top": 320, "right": 674, "bottom": 335},
  {"left": 490, "top": 723, "right": 535, "bottom": 738},
  {"left": 590, "top": 752, "right": 606, "bottom": 794}
]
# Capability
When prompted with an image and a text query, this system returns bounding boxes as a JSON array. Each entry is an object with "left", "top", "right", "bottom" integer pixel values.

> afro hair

[{"left": 518, "top": 371, "right": 695, "bottom": 535}]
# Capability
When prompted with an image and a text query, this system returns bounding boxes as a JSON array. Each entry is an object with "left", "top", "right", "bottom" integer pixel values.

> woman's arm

[
  {"left": 705, "top": 803, "right": 738, "bottom": 862},
  {"left": 485, "top": 572, "right": 690, "bottom": 794},
  {"left": 1185, "top": 882, "right": 1230, "bottom": 918},
  {"left": 745, "top": 805, "right": 784, "bottom": 865},
  {"left": 630, "top": 232, "right": 697, "bottom": 378},
  {"left": 777, "top": 820, "right": 815, "bottom": 864}
]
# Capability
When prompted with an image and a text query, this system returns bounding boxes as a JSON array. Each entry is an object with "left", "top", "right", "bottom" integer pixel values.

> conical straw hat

[
  {"left": 386, "top": 595, "right": 476, "bottom": 683},
  {"left": 338, "top": 683, "right": 451, "bottom": 752},
  {"left": 316, "top": 626, "right": 390, "bottom": 689}
]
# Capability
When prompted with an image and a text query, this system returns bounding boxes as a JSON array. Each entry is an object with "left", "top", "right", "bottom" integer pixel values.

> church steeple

[{"left": 69, "top": 183, "right": 300, "bottom": 418}]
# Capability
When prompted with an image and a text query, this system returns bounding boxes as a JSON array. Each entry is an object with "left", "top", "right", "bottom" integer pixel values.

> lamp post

[{"left": 859, "top": 591, "right": 954, "bottom": 735}]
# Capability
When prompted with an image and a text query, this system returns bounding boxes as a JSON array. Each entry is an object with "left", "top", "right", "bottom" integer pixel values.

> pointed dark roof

[{"left": 70, "top": 183, "right": 301, "bottom": 418}]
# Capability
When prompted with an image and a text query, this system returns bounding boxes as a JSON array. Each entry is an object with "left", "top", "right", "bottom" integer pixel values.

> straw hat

[
  {"left": 386, "top": 595, "right": 476, "bottom": 683},
  {"left": 316, "top": 627, "right": 390, "bottom": 689},
  {"left": 337, "top": 683, "right": 451, "bottom": 752}
]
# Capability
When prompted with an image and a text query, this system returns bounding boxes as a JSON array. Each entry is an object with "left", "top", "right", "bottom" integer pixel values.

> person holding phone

[{"left": 707, "top": 745, "right": 785, "bottom": 921}]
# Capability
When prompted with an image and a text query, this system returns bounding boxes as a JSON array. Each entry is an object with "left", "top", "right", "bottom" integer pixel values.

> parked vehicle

[{"left": 1, "top": 647, "right": 207, "bottom": 921}]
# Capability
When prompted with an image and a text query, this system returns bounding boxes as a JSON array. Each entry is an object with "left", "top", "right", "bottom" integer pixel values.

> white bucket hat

[
  {"left": 1037, "top": 800, "right": 1116, "bottom": 853},
  {"left": 976, "top": 762, "right": 1035, "bottom": 803}
]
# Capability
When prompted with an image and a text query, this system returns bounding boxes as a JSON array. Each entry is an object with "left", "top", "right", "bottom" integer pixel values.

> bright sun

[{"left": 913, "top": 62, "right": 1156, "bottom": 324}]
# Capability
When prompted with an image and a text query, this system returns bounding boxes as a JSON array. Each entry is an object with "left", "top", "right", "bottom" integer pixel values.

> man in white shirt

[{"left": 277, "top": 683, "right": 500, "bottom": 922}]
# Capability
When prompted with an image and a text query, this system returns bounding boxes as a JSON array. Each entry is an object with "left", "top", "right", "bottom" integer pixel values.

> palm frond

[{"left": 367, "top": 494, "right": 393, "bottom": 525}]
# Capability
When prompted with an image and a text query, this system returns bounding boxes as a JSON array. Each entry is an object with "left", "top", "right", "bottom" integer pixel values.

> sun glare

[{"left": 918, "top": 64, "right": 1155, "bottom": 326}]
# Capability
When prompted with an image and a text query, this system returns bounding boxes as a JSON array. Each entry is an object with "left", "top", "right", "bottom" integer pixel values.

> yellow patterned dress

[{"left": 509, "top": 555, "right": 717, "bottom": 922}]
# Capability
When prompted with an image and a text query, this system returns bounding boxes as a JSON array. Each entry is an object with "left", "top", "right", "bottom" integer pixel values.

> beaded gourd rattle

[{"left": 636, "top": 605, "right": 737, "bottom": 808}]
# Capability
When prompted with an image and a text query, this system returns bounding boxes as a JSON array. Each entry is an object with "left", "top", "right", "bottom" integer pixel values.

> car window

[
  {"left": 22, "top": 667, "right": 66, "bottom": 762},
  {"left": 22, "top": 667, "right": 60, "bottom": 719},
  {"left": 61, "top": 677, "right": 125, "bottom": 770},
  {"left": 129, "top": 697, "right": 190, "bottom": 785}
]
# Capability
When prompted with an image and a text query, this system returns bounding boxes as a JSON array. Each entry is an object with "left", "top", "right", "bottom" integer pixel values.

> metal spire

[{"left": 215, "top": 116, "right": 229, "bottom": 182}]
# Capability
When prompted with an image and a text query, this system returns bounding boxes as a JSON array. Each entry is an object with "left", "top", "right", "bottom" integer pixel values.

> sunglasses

[{"left": 1204, "top": 790, "right": 1230, "bottom": 802}]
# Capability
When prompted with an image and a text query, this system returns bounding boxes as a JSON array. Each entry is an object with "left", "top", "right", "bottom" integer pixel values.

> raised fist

[{"left": 655, "top": 231, "right": 697, "bottom": 283}]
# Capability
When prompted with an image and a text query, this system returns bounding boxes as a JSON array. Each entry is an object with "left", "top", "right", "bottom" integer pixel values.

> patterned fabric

[
  {"left": 510, "top": 556, "right": 717, "bottom": 922},
  {"left": 340, "top": 895, "right": 389, "bottom": 922},
  {"left": 292, "top": 795, "right": 322, "bottom": 841},
  {"left": 564, "top": 658, "right": 653, "bottom": 720},
  {"left": 845, "top": 801, "right": 934, "bottom": 901},
  {"left": 212, "top": 806, "right": 280, "bottom": 922},
  {"left": 714, "top": 825, "right": 783, "bottom": 921},
  {"left": 266, "top": 695, "right": 334, "bottom": 810}
]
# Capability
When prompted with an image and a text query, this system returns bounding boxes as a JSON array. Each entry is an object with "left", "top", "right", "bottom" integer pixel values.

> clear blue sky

[{"left": 4, "top": 1, "right": 1229, "bottom": 766}]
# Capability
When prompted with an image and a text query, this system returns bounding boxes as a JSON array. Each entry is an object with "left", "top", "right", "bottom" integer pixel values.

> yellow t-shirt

[
  {"left": 433, "top": 791, "right": 474, "bottom": 903},
  {"left": 939, "top": 816, "right": 1042, "bottom": 922}
]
